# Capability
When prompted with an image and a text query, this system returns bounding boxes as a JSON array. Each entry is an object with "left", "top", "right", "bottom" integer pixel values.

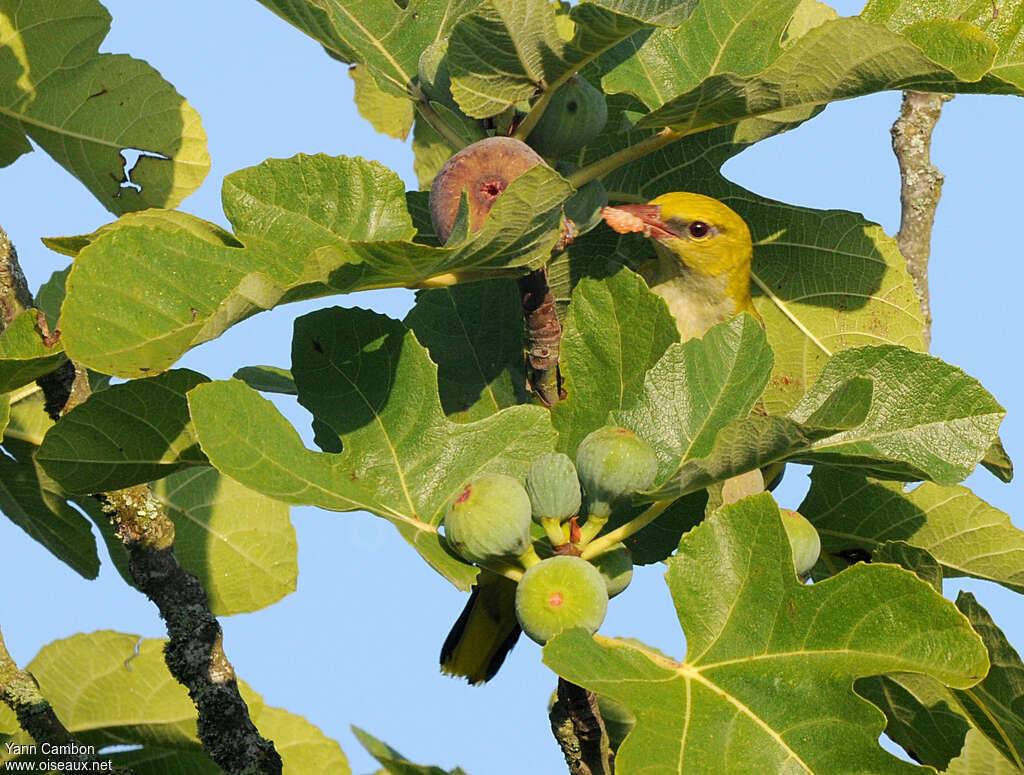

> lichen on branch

[{"left": 891, "top": 90, "right": 953, "bottom": 347}]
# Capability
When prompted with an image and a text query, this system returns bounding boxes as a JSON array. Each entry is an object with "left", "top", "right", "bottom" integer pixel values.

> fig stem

[
  {"left": 518, "top": 545, "right": 544, "bottom": 569},
  {"left": 512, "top": 84, "right": 558, "bottom": 143},
  {"left": 581, "top": 499, "right": 674, "bottom": 560},
  {"left": 412, "top": 89, "right": 471, "bottom": 150},
  {"left": 477, "top": 559, "right": 525, "bottom": 582},
  {"left": 542, "top": 517, "right": 568, "bottom": 547},
  {"left": 576, "top": 514, "right": 608, "bottom": 546},
  {"left": 568, "top": 128, "right": 684, "bottom": 188},
  {"left": 412, "top": 268, "right": 517, "bottom": 288}
]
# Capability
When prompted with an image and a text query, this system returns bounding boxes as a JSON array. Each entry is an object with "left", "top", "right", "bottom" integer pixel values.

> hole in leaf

[{"left": 116, "top": 147, "right": 170, "bottom": 194}]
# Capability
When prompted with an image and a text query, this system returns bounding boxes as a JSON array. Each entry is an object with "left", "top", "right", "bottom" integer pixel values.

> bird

[
  {"left": 440, "top": 191, "right": 766, "bottom": 684},
  {"left": 600, "top": 191, "right": 760, "bottom": 339}
]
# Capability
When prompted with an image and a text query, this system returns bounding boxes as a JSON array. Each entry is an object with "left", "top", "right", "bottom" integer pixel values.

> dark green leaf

[
  {"left": 855, "top": 672, "right": 971, "bottom": 770},
  {"left": 232, "top": 365, "right": 297, "bottom": 395},
  {"left": 0, "top": 444, "right": 99, "bottom": 579},
  {"left": 952, "top": 592, "right": 1024, "bottom": 770},
  {"left": 872, "top": 541, "right": 943, "bottom": 592},
  {"left": 352, "top": 726, "right": 462, "bottom": 775},
  {"left": 404, "top": 279, "right": 529, "bottom": 422},
  {"left": 33, "top": 267, "right": 70, "bottom": 330},
  {"left": 982, "top": 435, "right": 1014, "bottom": 482}
]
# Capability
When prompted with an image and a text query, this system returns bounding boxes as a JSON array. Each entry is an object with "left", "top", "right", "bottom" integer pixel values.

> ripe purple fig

[{"left": 429, "top": 136, "right": 546, "bottom": 243}]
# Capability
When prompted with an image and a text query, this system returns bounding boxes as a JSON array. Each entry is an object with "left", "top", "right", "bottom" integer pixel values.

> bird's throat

[{"left": 640, "top": 254, "right": 753, "bottom": 341}]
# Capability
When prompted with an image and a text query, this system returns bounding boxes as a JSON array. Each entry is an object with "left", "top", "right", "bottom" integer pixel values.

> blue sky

[{"left": 2, "top": 1, "right": 1022, "bottom": 773}]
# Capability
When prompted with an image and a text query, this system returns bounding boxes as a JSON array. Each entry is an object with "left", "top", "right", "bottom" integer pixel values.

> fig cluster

[{"left": 442, "top": 425, "right": 659, "bottom": 644}]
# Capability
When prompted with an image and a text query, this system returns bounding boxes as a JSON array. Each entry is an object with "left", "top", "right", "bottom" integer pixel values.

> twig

[
  {"left": 411, "top": 84, "right": 471, "bottom": 151},
  {"left": 549, "top": 678, "right": 615, "bottom": 775},
  {"left": 36, "top": 371, "right": 284, "bottom": 774},
  {"left": 568, "top": 128, "right": 684, "bottom": 189},
  {"left": 0, "top": 626, "right": 137, "bottom": 774},
  {"left": 890, "top": 91, "right": 952, "bottom": 347}
]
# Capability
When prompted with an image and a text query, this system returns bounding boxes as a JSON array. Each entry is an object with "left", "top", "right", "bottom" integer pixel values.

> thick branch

[
  {"left": 519, "top": 266, "right": 564, "bottom": 408},
  {"left": 0, "top": 225, "right": 34, "bottom": 329},
  {"left": 549, "top": 678, "right": 615, "bottom": 775},
  {"left": 11, "top": 256, "right": 281, "bottom": 772},
  {"left": 99, "top": 486, "right": 281, "bottom": 774},
  {"left": 0, "top": 626, "right": 137, "bottom": 775},
  {"left": 891, "top": 91, "right": 952, "bottom": 347}
]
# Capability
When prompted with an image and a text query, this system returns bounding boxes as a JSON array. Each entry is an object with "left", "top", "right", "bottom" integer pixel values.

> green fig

[
  {"left": 576, "top": 426, "right": 658, "bottom": 518},
  {"left": 429, "top": 136, "right": 546, "bottom": 243},
  {"left": 590, "top": 542, "right": 633, "bottom": 598},
  {"left": 515, "top": 555, "right": 608, "bottom": 644},
  {"left": 444, "top": 474, "right": 533, "bottom": 566},
  {"left": 527, "top": 76, "right": 608, "bottom": 157},
  {"left": 526, "top": 452, "right": 582, "bottom": 524},
  {"left": 781, "top": 509, "right": 821, "bottom": 576}
]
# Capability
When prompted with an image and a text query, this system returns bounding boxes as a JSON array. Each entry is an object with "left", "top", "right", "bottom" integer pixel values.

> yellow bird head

[
  {"left": 601, "top": 192, "right": 758, "bottom": 340},
  {"left": 602, "top": 192, "right": 753, "bottom": 277}
]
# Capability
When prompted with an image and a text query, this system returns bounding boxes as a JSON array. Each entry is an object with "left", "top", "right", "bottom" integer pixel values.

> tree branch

[
  {"left": 0, "top": 226, "right": 34, "bottom": 329},
  {"left": 0, "top": 626, "right": 137, "bottom": 774},
  {"left": 549, "top": 678, "right": 615, "bottom": 775},
  {"left": 890, "top": 90, "right": 952, "bottom": 347},
  {"left": 3, "top": 221, "right": 282, "bottom": 774},
  {"left": 38, "top": 374, "right": 284, "bottom": 774},
  {"left": 519, "top": 266, "right": 564, "bottom": 408},
  {"left": 99, "top": 485, "right": 282, "bottom": 774}
]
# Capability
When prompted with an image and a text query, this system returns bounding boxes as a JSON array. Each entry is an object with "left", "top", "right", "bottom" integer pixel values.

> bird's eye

[{"left": 687, "top": 220, "right": 712, "bottom": 239}]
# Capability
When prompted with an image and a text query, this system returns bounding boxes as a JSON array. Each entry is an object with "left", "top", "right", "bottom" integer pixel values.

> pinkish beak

[{"left": 600, "top": 204, "right": 679, "bottom": 241}]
